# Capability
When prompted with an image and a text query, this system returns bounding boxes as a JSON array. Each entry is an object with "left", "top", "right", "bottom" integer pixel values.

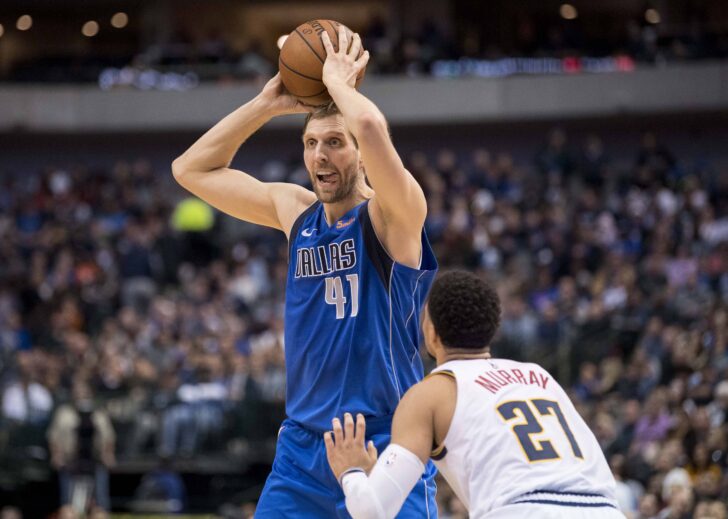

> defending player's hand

[
  {"left": 320, "top": 27, "right": 369, "bottom": 89},
  {"left": 257, "top": 73, "right": 316, "bottom": 116},
  {"left": 324, "top": 413, "right": 378, "bottom": 481}
]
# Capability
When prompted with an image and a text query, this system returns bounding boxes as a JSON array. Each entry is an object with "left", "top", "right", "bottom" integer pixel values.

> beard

[{"left": 310, "top": 162, "right": 360, "bottom": 204}]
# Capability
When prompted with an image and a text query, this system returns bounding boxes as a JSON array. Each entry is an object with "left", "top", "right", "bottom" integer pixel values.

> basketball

[{"left": 279, "top": 20, "right": 366, "bottom": 106}]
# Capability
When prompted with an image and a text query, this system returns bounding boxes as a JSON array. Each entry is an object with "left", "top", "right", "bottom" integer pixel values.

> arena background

[{"left": 0, "top": 0, "right": 727, "bottom": 517}]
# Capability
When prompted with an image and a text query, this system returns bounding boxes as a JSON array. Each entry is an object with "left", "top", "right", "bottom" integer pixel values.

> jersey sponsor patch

[{"left": 336, "top": 216, "right": 356, "bottom": 229}]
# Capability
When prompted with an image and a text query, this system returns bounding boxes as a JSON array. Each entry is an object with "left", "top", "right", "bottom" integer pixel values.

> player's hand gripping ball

[{"left": 279, "top": 20, "right": 367, "bottom": 106}]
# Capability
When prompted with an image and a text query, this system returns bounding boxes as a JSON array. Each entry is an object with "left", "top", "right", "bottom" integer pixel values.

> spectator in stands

[
  {"left": 1, "top": 351, "right": 52, "bottom": 426},
  {"left": 579, "top": 135, "right": 610, "bottom": 189},
  {"left": 635, "top": 132, "right": 676, "bottom": 187},
  {"left": 693, "top": 500, "right": 727, "bottom": 519},
  {"left": 117, "top": 221, "right": 158, "bottom": 313},
  {"left": 158, "top": 361, "right": 227, "bottom": 457},
  {"left": 536, "top": 127, "right": 575, "bottom": 180},
  {"left": 48, "top": 380, "right": 115, "bottom": 513}
]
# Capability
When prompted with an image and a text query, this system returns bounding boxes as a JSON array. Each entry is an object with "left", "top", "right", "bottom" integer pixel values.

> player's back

[{"left": 431, "top": 358, "right": 620, "bottom": 518}]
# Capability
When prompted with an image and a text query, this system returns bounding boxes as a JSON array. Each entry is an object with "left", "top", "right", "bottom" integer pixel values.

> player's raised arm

[
  {"left": 320, "top": 29, "right": 427, "bottom": 242},
  {"left": 172, "top": 74, "right": 316, "bottom": 235}
]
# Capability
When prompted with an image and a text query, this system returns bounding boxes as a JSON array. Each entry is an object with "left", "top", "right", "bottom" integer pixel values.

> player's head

[
  {"left": 302, "top": 102, "right": 364, "bottom": 204},
  {"left": 423, "top": 271, "right": 501, "bottom": 358}
]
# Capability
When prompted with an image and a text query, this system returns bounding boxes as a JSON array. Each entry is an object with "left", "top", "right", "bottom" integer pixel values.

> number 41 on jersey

[{"left": 325, "top": 274, "right": 359, "bottom": 319}]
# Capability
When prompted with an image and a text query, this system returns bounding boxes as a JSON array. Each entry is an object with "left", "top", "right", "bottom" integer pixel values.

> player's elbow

[
  {"left": 171, "top": 155, "right": 191, "bottom": 184},
  {"left": 354, "top": 111, "right": 388, "bottom": 140}
]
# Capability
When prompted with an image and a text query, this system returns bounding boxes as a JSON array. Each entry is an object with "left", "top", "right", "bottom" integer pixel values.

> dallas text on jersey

[{"left": 294, "top": 239, "right": 357, "bottom": 279}]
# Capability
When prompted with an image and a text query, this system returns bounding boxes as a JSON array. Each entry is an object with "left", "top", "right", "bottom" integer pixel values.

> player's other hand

[
  {"left": 320, "top": 27, "right": 369, "bottom": 89},
  {"left": 324, "top": 412, "right": 379, "bottom": 481},
  {"left": 257, "top": 73, "right": 315, "bottom": 116}
]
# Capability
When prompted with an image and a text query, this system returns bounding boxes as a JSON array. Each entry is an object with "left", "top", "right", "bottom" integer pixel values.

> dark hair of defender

[{"left": 427, "top": 271, "right": 502, "bottom": 350}]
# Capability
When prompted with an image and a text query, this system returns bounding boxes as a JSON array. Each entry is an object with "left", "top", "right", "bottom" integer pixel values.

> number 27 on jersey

[{"left": 497, "top": 398, "right": 584, "bottom": 463}]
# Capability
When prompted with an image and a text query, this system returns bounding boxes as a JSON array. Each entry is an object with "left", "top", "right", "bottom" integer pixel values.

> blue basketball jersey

[{"left": 285, "top": 199, "right": 438, "bottom": 432}]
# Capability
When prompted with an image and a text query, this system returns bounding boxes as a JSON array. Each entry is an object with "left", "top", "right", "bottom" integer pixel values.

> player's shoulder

[
  {"left": 494, "top": 358, "right": 567, "bottom": 395},
  {"left": 402, "top": 370, "right": 457, "bottom": 407},
  {"left": 393, "top": 371, "right": 456, "bottom": 429},
  {"left": 271, "top": 184, "right": 317, "bottom": 237},
  {"left": 270, "top": 182, "right": 316, "bottom": 207}
]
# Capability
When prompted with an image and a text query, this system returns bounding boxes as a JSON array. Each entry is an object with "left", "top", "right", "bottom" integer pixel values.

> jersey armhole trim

[
  {"left": 287, "top": 200, "right": 321, "bottom": 263},
  {"left": 424, "top": 370, "right": 455, "bottom": 381},
  {"left": 360, "top": 201, "right": 394, "bottom": 288},
  {"left": 431, "top": 443, "right": 448, "bottom": 461},
  {"left": 364, "top": 201, "right": 425, "bottom": 270},
  {"left": 427, "top": 370, "right": 455, "bottom": 460}
]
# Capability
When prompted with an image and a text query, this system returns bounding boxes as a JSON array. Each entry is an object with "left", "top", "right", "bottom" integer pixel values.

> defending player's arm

[
  {"left": 172, "top": 74, "right": 316, "bottom": 235},
  {"left": 320, "top": 29, "right": 427, "bottom": 263},
  {"left": 325, "top": 376, "right": 453, "bottom": 519}
]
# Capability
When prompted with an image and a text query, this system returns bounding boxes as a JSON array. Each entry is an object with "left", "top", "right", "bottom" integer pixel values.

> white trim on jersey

[
  {"left": 423, "top": 476, "right": 431, "bottom": 518},
  {"left": 405, "top": 271, "right": 427, "bottom": 328},
  {"left": 511, "top": 490, "right": 619, "bottom": 509},
  {"left": 407, "top": 271, "right": 428, "bottom": 364},
  {"left": 387, "top": 266, "right": 402, "bottom": 398}
]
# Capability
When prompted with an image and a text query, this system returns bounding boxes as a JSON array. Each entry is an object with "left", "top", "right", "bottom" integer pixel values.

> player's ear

[
  {"left": 422, "top": 306, "right": 435, "bottom": 340},
  {"left": 422, "top": 309, "right": 439, "bottom": 360},
  {"left": 423, "top": 314, "right": 431, "bottom": 336}
]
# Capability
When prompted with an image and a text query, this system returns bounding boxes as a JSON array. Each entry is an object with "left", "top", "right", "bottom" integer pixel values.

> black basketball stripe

[
  {"left": 325, "top": 20, "right": 341, "bottom": 51},
  {"left": 326, "top": 20, "right": 358, "bottom": 55},
  {"left": 279, "top": 57, "right": 322, "bottom": 82},
  {"left": 294, "top": 28, "right": 325, "bottom": 64},
  {"left": 295, "top": 88, "right": 328, "bottom": 98},
  {"left": 326, "top": 21, "right": 339, "bottom": 37}
]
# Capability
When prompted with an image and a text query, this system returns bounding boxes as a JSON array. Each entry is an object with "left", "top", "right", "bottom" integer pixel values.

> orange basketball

[{"left": 279, "top": 20, "right": 366, "bottom": 106}]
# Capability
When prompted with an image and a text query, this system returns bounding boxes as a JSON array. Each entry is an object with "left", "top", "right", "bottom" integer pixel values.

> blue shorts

[{"left": 255, "top": 417, "right": 438, "bottom": 518}]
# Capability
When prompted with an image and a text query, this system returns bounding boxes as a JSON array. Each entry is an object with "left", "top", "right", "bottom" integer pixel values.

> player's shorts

[
  {"left": 255, "top": 417, "right": 438, "bottom": 518},
  {"left": 483, "top": 490, "right": 626, "bottom": 519}
]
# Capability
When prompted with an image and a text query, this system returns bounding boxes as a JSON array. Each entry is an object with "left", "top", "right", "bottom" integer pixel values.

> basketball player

[
  {"left": 172, "top": 27, "right": 438, "bottom": 517},
  {"left": 325, "top": 271, "right": 625, "bottom": 518}
]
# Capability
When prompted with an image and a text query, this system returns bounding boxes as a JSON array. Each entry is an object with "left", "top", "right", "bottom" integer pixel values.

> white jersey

[{"left": 431, "top": 358, "right": 620, "bottom": 518}]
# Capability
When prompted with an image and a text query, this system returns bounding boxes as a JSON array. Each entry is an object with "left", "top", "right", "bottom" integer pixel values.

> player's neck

[
  {"left": 438, "top": 349, "right": 492, "bottom": 365},
  {"left": 322, "top": 188, "right": 373, "bottom": 225}
]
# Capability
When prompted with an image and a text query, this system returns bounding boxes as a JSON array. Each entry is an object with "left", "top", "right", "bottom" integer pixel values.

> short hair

[
  {"left": 303, "top": 101, "right": 340, "bottom": 133},
  {"left": 302, "top": 102, "right": 358, "bottom": 148},
  {"left": 427, "top": 271, "right": 501, "bottom": 350}
]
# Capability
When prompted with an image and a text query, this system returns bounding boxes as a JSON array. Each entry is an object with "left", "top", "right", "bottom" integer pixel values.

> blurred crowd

[
  {"left": 6, "top": 12, "right": 728, "bottom": 83},
  {"left": 414, "top": 129, "right": 728, "bottom": 518},
  {"left": 0, "top": 126, "right": 727, "bottom": 517}
]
